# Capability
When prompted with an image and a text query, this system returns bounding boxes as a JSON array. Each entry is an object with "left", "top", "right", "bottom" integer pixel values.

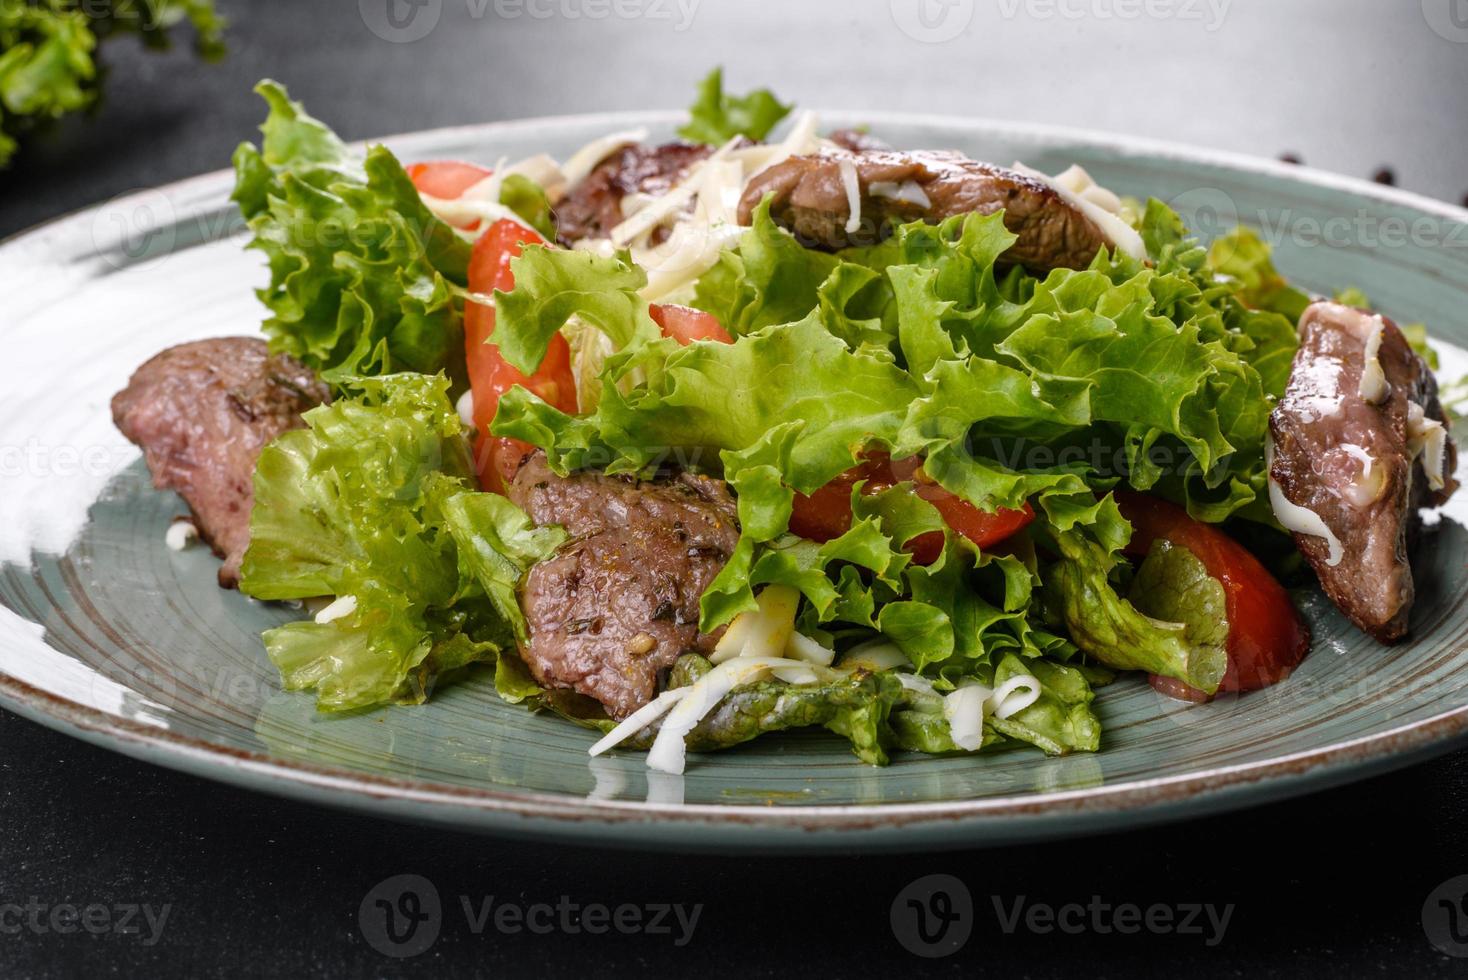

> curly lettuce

[
  {"left": 231, "top": 81, "right": 473, "bottom": 390},
  {"left": 485, "top": 192, "right": 1301, "bottom": 720},
  {"left": 1, "top": 0, "right": 224, "bottom": 168},
  {"left": 677, "top": 67, "right": 792, "bottom": 145},
  {"left": 239, "top": 374, "right": 563, "bottom": 712}
]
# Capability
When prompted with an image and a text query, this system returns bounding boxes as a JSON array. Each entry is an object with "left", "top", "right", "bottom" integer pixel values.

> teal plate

[{"left": 1, "top": 112, "right": 1466, "bottom": 852}]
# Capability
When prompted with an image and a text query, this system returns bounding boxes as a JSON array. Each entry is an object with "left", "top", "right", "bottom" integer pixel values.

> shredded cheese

[
  {"left": 1266, "top": 438, "right": 1344, "bottom": 566},
  {"left": 943, "top": 683, "right": 992, "bottom": 751},
  {"left": 710, "top": 584, "right": 801, "bottom": 663},
  {"left": 785, "top": 631, "right": 835, "bottom": 666},
  {"left": 644, "top": 656, "right": 813, "bottom": 774},
  {"left": 1407, "top": 401, "right": 1449, "bottom": 491},
  {"left": 837, "top": 639, "right": 909, "bottom": 673},
  {"left": 1011, "top": 161, "right": 1147, "bottom": 261},
  {"left": 1358, "top": 316, "right": 1391, "bottom": 404},
  {"left": 838, "top": 157, "right": 862, "bottom": 235},
  {"left": 455, "top": 389, "right": 475, "bottom": 429},
  {"left": 560, "top": 128, "right": 648, "bottom": 189},
  {"left": 1339, "top": 444, "right": 1385, "bottom": 508},
  {"left": 869, "top": 180, "right": 931, "bottom": 208},
  {"left": 989, "top": 674, "right": 1042, "bottom": 720},
  {"left": 418, "top": 192, "right": 541, "bottom": 236},
  {"left": 588, "top": 688, "right": 689, "bottom": 757},
  {"left": 164, "top": 521, "right": 197, "bottom": 551},
  {"left": 314, "top": 594, "right": 358, "bottom": 625}
]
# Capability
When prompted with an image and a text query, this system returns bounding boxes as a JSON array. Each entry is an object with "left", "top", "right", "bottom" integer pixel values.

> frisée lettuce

[{"left": 239, "top": 374, "right": 564, "bottom": 711}]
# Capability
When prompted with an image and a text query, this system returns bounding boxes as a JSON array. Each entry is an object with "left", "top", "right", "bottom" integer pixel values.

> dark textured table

[{"left": 4, "top": 2, "right": 1468, "bottom": 976}]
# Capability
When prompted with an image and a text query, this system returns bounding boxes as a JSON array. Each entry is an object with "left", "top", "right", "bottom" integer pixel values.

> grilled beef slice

[
  {"left": 554, "top": 141, "right": 713, "bottom": 245},
  {"left": 508, "top": 452, "right": 739, "bottom": 719},
  {"left": 736, "top": 148, "right": 1110, "bottom": 269},
  {"left": 112, "top": 338, "right": 330, "bottom": 588},
  {"left": 1269, "top": 302, "right": 1457, "bottom": 642}
]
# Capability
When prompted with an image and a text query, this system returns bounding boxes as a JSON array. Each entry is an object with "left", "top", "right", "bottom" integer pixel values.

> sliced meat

[
  {"left": 508, "top": 452, "right": 739, "bottom": 719},
  {"left": 112, "top": 338, "right": 330, "bottom": 588},
  {"left": 827, "top": 128, "right": 892, "bottom": 154},
  {"left": 554, "top": 141, "right": 712, "bottom": 245},
  {"left": 1269, "top": 302, "right": 1457, "bottom": 642},
  {"left": 736, "top": 149, "right": 1110, "bottom": 269}
]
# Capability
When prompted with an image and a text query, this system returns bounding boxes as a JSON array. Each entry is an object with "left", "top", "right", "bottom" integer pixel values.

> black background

[{"left": 4, "top": 2, "right": 1468, "bottom": 976}]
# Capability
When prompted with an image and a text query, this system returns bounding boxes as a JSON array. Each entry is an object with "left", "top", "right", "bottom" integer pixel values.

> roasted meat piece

[
  {"left": 1269, "top": 302, "right": 1457, "bottom": 642},
  {"left": 112, "top": 338, "right": 329, "bottom": 588},
  {"left": 736, "top": 148, "right": 1111, "bottom": 269},
  {"left": 508, "top": 452, "right": 740, "bottom": 719}
]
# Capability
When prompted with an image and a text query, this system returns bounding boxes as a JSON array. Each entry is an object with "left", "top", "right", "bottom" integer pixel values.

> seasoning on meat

[
  {"left": 1269, "top": 302, "right": 1458, "bottom": 642},
  {"left": 554, "top": 141, "right": 713, "bottom": 246},
  {"left": 111, "top": 338, "right": 330, "bottom": 588},
  {"left": 736, "top": 148, "right": 1112, "bottom": 269},
  {"left": 508, "top": 452, "right": 740, "bottom": 719}
]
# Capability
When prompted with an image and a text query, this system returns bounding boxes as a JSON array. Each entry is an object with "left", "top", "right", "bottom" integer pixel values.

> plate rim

[{"left": 3, "top": 108, "right": 1468, "bottom": 845}]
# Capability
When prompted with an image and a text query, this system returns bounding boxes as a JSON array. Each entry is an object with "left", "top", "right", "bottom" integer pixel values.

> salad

[{"left": 110, "top": 70, "right": 1459, "bottom": 775}]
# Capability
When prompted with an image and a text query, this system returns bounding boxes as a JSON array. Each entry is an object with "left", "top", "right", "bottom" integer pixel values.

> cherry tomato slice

[
  {"left": 1114, "top": 490, "right": 1310, "bottom": 699},
  {"left": 465, "top": 219, "right": 578, "bottom": 492},
  {"left": 649, "top": 303, "right": 734, "bottom": 345},
  {"left": 789, "top": 454, "right": 1035, "bottom": 564},
  {"left": 406, "top": 160, "right": 492, "bottom": 218}
]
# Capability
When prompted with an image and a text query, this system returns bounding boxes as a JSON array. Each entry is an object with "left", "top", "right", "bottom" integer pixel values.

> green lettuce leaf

[
  {"left": 1037, "top": 501, "right": 1227, "bottom": 694},
  {"left": 232, "top": 81, "right": 473, "bottom": 389},
  {"left": 0, "top": 1, "right": 224, "bottom": 169},
  {"left": 677, "top": 67, "right": 791, "bottom": 145},
  {"left": 493, "top": 245, "right": 660, "bottom": 375},
  {"left": 888, "top": 655, "right": 1103, "bottom": 756},
  {"left": 1204, "top": 225, "right": 1312, "bottom": 324},
  {"left": 495, "top": 312, "right": 920, "bottom": 490},
  {"left": 498, "top": 173, "right": 556, "bottom": 241},
  {"left": 239, "top": 374, "right": 560, "bottom": 712}
]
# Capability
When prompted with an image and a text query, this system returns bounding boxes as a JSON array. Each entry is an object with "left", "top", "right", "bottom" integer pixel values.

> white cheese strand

[
  {"left": 895, "top": 673, "right": 936, "bottom": 695},
  {"left": 943, "top": 683, "right": 992, "bottom": 751},
  {"left": 1266, "top": 438, "right": 1344, "bottom": 566},
  {"left": 164, "top": 521, "right": 197, "bottom": 552},
  {"left": 1011, "top": 161, "right": 1146, "bottom": 261},
  {"left": 838, "top": 157, "right": 862, "bottom": 236},
  {"left": 560, "top": 128, "right": 648, "bottom": 189},
  {"left": 1407, "top": 402, "right": 1449, "bottom": 492},
  {"left": 785, "top": 631, "right": 835, "bottom": 666},
  {"left": 455, "top": 389, "right": 475, "bottom": 429},
  {"left": 418, "top": 192, "right": 540, "bottom": 235},
  {"left": 646, "top": 656, "right": 806, "bottom": 774},
  {"left": 609, "top": 137, "right": 739, "bottom": 248},
  {"left": 988, "top": 674, "right": 1042, "bottom": 720},
  {"left": 869, "top": 180, "right": 931, "bottom": 208},
  {"left": 314, "top": 595, "right": 358, "bottom": 625},
  {"left": 1357, "top": 316, "right": 1391, "bottom": 404},
  {"left": 1339, "top": 444, "right": 1385, "bottom": 508},
  {"left": 588, "top": 687, "right": 689, "bottom": 757},
  {"left": 837, "top": 639, "right": 909, "bottom": 673}
]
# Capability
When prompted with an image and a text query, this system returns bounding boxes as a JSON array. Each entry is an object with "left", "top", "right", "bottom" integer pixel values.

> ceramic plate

[{"left": 2, "top": 111, "right": 1466, "bottom": 852}]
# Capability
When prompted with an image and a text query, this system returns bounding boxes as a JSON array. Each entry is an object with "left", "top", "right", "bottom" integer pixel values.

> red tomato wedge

[
  {"left": 1114, "top": 490, "right": 1310, "bottom": 700},
  {"left": 465, "top": 219, "right": 579, "bottom": 493},
  {"left": 649, "top": 303, "right": 734, "bottom": 345},
  {"left": 406, "top": 160, "right": 493, "bottom": 230},
  {"left": 789, "top": 453, "right": 1035, "bottom": 565}
]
